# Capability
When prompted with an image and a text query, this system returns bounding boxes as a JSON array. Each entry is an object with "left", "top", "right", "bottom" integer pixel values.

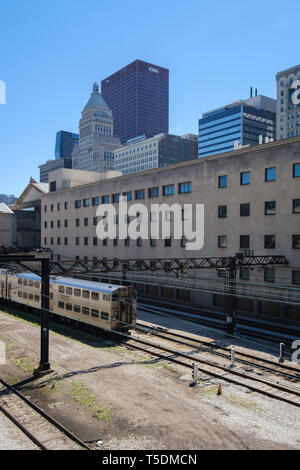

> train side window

[
  {"left": 66, "top": 287, "right": 72, "bottom": 295},
  {"left": 18, "top": 279, "right": 22, "bottom": 286},
  {"left": 101, "top": 311, "right": 109, "bottom": 321},
  {"left": 82, "top": 307, "right": 90, "bottom": 315},
  {"left": 91, "top": 309, "right": 99, "bottom": 318},
  {"left": 74, "top": 289, "right": 81, "bottom": 297},
  {"left": 29, "top": 293, "right": 33, "bottom": 300},
  {"left": 34, "top": 295, "right": 39, "bottom": 302},
  {"left": 18, "top": 291, "right": 22, "bottom": 298},
  {"left": 82, "top": 290, "right": 90, "bottom": 299},
  {"left": 103, "top": 294, "right": 111, "bottom": 302},
  {"left": 58, "top": 301, "right": 65, "bottom": 309},
  {"left": 74, "top": 305, "right": 81, "bottom": 313},
  {"left": 58, "top": 286, "right": 65, "bottom": 293},
  {"left": 91, "top": 292, "right": 99, "bottom": 301},
  {"left": 23, "top": 292, "right": 28, "bottom": 299},
  {"left": 29, "top": 280, "right": 34, "bottom": 287},
  {"left": 66, "top": 303, "right": 72, "bottom": 311},
  {"left": 23, "top": 280, "right": 28, "bottom": 286},
  {"left": 35, "top": 281, "right": 40, "bottom": 288}
]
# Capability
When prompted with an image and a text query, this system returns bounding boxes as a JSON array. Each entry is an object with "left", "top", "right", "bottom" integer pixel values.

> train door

[{"left": 119, "top": 287, "right": 136, "bottom": 330}]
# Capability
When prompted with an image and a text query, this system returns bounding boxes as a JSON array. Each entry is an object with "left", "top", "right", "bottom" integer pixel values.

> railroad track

[
  {"left": 116, "top": 326, "right": 300, "bottom": 408},
  {"left": 135, "top": 321, "right": 300, "bottom": 383},
  {"left": 0, "top": 377, "right": 90, "bottom": 450}
]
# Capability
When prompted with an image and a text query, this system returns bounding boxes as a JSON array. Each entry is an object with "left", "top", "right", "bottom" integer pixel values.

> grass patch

[
  {"left": 226, "top": 393, "right": 262, "bottom": 412},
  {"left": 69, "top": 380, "right": 112, "bottom": 421},
  {"left": 12, "top": 356, "right": 36, "bottom": 374},
  {"left": 160, "top": 362, "right": 178, "bottom": 373},
  {"left": 41, "top": 376, "right": 64, "bottom": 396}
]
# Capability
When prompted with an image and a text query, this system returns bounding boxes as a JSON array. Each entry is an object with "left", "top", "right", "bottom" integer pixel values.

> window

[
  {"left": 265, "top": 235, "right": 276, "bottom": 249},
  {"left": 57, "top": 220, "right": 61, "bottom": 228},
  {"left": 135, "top": 189, "right": 145, "bottom": 200},
  {"left": 64, "top": 237, "right": 68, "bottom": 246},
  {"left": 240, "top": 268, "right": 249, "bottom": 281},
  {"left": 76, "top": 218, "right": 80, "bottom": 227},
  {"left": 240, "top": 203, "right": 250, "bottom": 217},
  {"left": 58, "top": 286, "right": 65, "bottom": 293},
  {"left": 240, "top": 172, "right": 250, "bottom": 185},
  {"left": 292, "top": 235, "right": 300, "bottom": 249},
  {"left": 265, "top": 201, "right": 276, "bottom": 215},
  {"left": 34, "top": 295, "right": 40, "bottom": 302},
  {"left": 75, "top": 200, "right": 81, "bottom": 209},
  {"left": 218, "top": 175, "right": 227, "bottom": 188},
  {"left": 150, "top": 238, "right": 157, "bottom": 247},
  {"left": 93, "top": 217, "right": 98, "bottom": 225},
  {"left": 163, "top": 184, "right": 175, "bottom": 196},
  {"left": 66, "top": 287, "right": 72, "bottom": 295},
  {"left": 57, "top": 203, "right": 61, "bottom": 211},
  {"left": 165, "top": 238, "right": 171, "bottom": 247},
  {"left": 57, "top": 237, "right": 61, "bottom": 245},
  {"left": 240, "top": 235, "right": 250, "bottom": 249},
  {"left": 58, "top": 301, "right": 65, "bottom": 309},
  {"left": 218, "top": 205, "right": 227, "bottom": 218},
  {"left": 101, "top": 311, "right": 109, "bottom": 321},
  {"left": 74, "top": 305, "right": 81, "bottom": 313},
  {"left": 50, "top": 204, "right": 54, "bottom": 212},
  {"left": 137, "top": 238, "right": 143, "bottom": 247},
  {"left": 92, "top": 197, "right": 99, "bottom": 206},
  {"left": 83, "top": 198, "right": 90, "bottom": 207},
  {"left": 74, "top": 289, "right": 81, "bottom": 297},
  {"left": 84, "top": 218, "right": 88, "bottom": 226},
  {"left": 44, "top": 238, "right": 47, "bottom": 245},
  {"left": 123, "top": 191, "right": 132, "bottom": 201},
  {"left": 265, "top": 167, "right": 276, "bottom": 181},
  {"left": 64, "top": 202, "right": 68, "bottom": 210},
  {"left": 179, "top": 182, "right": 192, "bottom": 194},
  {"left": 293, "top": 163, "right": 300, "bottom": 178},
  {"left": 91, "top": 309, "right": 99, "bottom": 319},
  {"left": 44, "top": 205, "right": 47, "bottom": 213},
  {"left": 292, "top": 271, "right": 300, "bottom": 285},
  {"left": 293, "top": 199, "right": 300, "bottom": 214},
  {"left": 124, "top": 238, "right": 130, "bottom": 246},
  {"left": 101, "top": 195, "right": 109, "bottom": 204},
  {"left": 103, "top": 238, "right": 108, "bottom": 246},
  {"left": 218, "top": 235, "right": 227, "bottom": 248},
  {"left": 50, "top": 181, "right": 56, "bottom": 192},
  {"left": 93, "top": 237, "right": 98, "bottom": 246},
  {"left": 64, "top": 219, "right": 68, "bottom": 228},
  {"left": 112, "top": 194, "right": 120, "bottom": 203},
  {"left": 91, "top": 292, "right": 99, "bottom": 301},
  {"left": 113, "top": 239, "right": 118, "bottom": 246},
  {"left": 103, "top": 294, "right": 111, "bottom": 301},
  {"left": 76, "top": 237, "right": 80, "bottom": 246},
  {"left": 66, "top": 303, "right": 72, "bottom": 311},
  {"left": 264, "top": 268, "right": 275, "bottom": 283},
  {"left": 84, "top": 237, "right": 88, "bottom": 246},
  {"left": 82, "top": 290, "right": 90, "bottom": 299},
  {"left": 148, "top": 187, "right": 159, "bottom": 198},
  {"left": 82, "top": 307, "right": 89, "bottom": 316}
]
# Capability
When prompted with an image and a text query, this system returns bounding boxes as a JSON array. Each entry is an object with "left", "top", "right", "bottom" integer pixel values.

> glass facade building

[
  {"left": 55, "top": 131, "right": 79, "bottom": 160},
  {"left": 198, "top": 96, "right": 276, "bottom": 158},
  {"left": 101, "top": 60, "right": 169, "bottom": 144}
]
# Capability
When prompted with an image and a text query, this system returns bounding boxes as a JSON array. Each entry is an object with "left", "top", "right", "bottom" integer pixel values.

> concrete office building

[
  {"left": 114, "top": 133, "right": 198, "bottom": 175},
  {"left": 198, "top": 94, "right": 276, "bottom": 158},
  {"left": 0, "top": 194, "right": 17, "bottom": 205},
  {"left": 101, "top": 59, "right": 169, "bottom": 144},
  {"left": 72, "top": 83, "right": 121, "bottom": 172},
  {"left": 39, "top": 157, "right": 72, "bottom": 183},
  {"left": 276, "top": 64, "right": 300, "bottom": 140}
]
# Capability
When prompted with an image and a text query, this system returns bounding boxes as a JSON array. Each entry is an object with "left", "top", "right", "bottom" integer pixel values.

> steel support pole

[
  {"left": 37, "top": 258, "right": 50, "bottom": 372},
  {"left": 226, "top": 257, "right": 237, "bottom": 335}
]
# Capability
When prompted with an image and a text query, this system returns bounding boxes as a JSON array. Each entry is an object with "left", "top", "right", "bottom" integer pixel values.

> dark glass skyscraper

[
  {"left": 101, "top": 59, "right": 169, "bottom": 144},
  {"left": 55, "top": 130, "right": 79, "bottom": 160}
]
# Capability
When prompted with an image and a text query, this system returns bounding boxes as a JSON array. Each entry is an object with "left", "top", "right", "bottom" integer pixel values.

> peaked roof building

[{"left": 72, "top": 83, "right": 122, "bottom": 172}]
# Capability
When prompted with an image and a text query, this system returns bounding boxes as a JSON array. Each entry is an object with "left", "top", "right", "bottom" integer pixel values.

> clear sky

[{"left": 0, "top": 0, "right": 299, "bottom": 196}]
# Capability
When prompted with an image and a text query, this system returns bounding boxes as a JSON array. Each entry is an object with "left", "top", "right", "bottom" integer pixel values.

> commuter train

[{"left": 0, "top": 269, "right": 137, "bottom": 332}]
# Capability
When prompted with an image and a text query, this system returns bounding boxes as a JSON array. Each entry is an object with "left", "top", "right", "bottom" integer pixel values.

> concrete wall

[{"left": 0, "top": 213, "right": 13, "bottom": 246}]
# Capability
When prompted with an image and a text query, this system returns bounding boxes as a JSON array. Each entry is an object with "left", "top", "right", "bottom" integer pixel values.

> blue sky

[{"left": 0, "top": 0, "right": 299, "bottom": 196}]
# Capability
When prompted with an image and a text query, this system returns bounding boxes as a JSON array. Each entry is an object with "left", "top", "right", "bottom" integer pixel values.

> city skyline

[{"left": 0, "top": 0, "right": 299, "bottom": 196}]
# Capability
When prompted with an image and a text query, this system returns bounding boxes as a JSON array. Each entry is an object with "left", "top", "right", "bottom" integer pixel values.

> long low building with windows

[{"left": 35, "top": 136, "right": 300, "bottom": 321}]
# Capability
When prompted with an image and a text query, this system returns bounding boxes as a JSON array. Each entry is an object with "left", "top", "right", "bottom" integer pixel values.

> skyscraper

[
  {"left": 72, "top": 83, "right": 121, "bottom": 172},
  {"left": 198, "top": 95, "right": 276, "bottom": 158},
  {"left": 55, "top": 130, "right": 79, "bottom": 159},
  {"left": 276, "top": 64, "right": 300, "bottom": 140},
  {"left": 101, "top": 59, "right": 169, "bottom": 144}
]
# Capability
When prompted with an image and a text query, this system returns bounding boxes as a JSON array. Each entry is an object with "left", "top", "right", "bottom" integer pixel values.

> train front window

[
  {"left": 66, "top": 287, "right": 73, "bottom": 295},
  {"left": 34, "top": 295, "right": 39, "bottom": 302},
  {"left": 74, "top": 289, "right": 81, "bottom": 297},
  {"left": 59, "top": 286, "right": 65, "bottom": 293},
  {"left": 23, "top": 280, "right": 28, "bottom": 286},
  {"left": 29, "top": 281, "right": 34, "bottom": 287},
  {"left": 82, "top": 290, "right": 90, "bottom": 299},
  {"left": 18, "top": 279, "right": 22, "bottom": 286},
  {"left": 91, "top": 309, "right": 99, "bottom": 318},
  {"left": 91, "top": 292, "right": 99, "bottom": 301},
  {"left": 103, "top": 294, "right": 111, "bottom": 302},
  {"left": 35, "top": 281, "right": 40, "bottom": 288}
]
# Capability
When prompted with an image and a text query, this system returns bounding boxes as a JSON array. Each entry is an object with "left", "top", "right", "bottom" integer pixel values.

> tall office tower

[
  {"left": 55, "top": 130, "right": 79, "bottom": 159},
  {"left": 72, "top": 83, "right": 121, "bottom": 172},
  {"left": 101, "top": 59, "right": 169, "bottom": 144},
  {"left": 198, "top": 94, "right": 276, "bottom": 158},
  {"left": 276, "top": 64, "right": 300, "bottom": 140}
]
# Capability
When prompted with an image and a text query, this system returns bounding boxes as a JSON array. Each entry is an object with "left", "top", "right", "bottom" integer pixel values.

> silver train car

[{"left": 0, "top": 269, "right": 137, "bottom": 332}]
